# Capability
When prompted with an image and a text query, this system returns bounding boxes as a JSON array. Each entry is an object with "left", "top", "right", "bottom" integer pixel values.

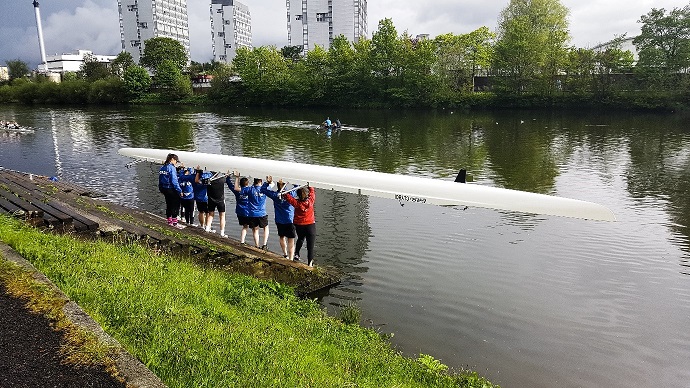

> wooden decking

[{"left": 0, "top": 168, "right": 340, "bottom": 295}]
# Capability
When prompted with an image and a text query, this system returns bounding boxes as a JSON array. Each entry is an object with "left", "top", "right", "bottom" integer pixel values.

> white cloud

[{"left": 40, "top": 0, "right": 120, "bottom": 57}]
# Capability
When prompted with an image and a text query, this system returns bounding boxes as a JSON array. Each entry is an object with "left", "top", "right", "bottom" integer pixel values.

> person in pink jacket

[{"left": 283, "top": 185, "right": 316, "bottom": 267}]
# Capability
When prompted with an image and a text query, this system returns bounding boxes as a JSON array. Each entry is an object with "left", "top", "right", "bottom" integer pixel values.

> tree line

[{"left": 2, "top": 0, "right": 689, "bottom": 110}]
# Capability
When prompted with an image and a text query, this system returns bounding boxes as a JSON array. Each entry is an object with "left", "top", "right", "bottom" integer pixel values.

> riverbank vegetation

[
  {"left": 0, "top": 216, "right": 498, "bottom": 388},
  {"left": 1, "top": 1, "right": 688, "bottom": 111}
]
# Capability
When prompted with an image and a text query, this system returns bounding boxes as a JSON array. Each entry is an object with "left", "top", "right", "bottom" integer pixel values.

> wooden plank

[
  {"left": 0, "top": 196, "right": 25, "bottom": 217},
  {"left": 38, "top": 200, "right": 99, "bottom": 231},
  {"left": 0, "top": 186, "right": 43, "bottom": 218},
  {"left": 0, "top": 171, "right": 104, "bottom": 198},
  {"left": 0, "top": 177, "right": 73, "bottom": 225}
]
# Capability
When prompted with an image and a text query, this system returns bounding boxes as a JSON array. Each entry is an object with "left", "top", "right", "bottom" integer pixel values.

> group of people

[
  {"left": 158, "top": 153, "right": 317, "bottom": 267},
  {"left": 1, "top": 120, "right": 21, "bottom": 129},
  {"left": 320, "top": 117, "right": 342, "bottom": 130}
]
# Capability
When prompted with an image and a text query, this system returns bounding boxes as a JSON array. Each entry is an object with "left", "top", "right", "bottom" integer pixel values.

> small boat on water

[
  {"left": 1, "top": 121, "right": 34, "bottom": 133},
  {"left": 317, "top": 118, "right": 342, "bottom": 131}
]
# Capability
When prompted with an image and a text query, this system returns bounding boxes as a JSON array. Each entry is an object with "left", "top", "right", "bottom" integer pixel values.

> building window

[
  {"left": 316, "top": 13, "right": 327, "bottom": 22},
  {"left": 295, "top": 15, "right": 302, "bottom": 21},
  {"left": 216, "top": 8, "right": 223, "bottom": 13},
  {"left": 127, "top": 5, "right": 137, "bottom": 11},
  {"left": 219, "top": 55, "right": 227, "bottom": 60},
  {"left": 217, "top": 32, "right": 225, "bottom": 37},
  {"left": 225, "top": 44, "right": 232, "bottom": 48},
  {"left": 138, "top": 22, "right": 148, "bottom": 29},
  {"left": 130, "top": 40, "right": 140, "bottom": 47},
  {"left": 224, "top": 20, "right": 231, "bottom": 25}
]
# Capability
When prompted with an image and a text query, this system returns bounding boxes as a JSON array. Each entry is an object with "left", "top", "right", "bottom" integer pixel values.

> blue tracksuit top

[
  {"left": 159, "top": 163, "right": 181, "bottom": 193},
  {"left": 241, "top": 184, "right": 267, "bottom": 218},
  {"left": 261, "top": 182, "right": 295, "bottom": 224},
  {"left": 178, "top": 170, "right": 195, "bottom": 200},
  {"left": 192, "top": 171, "right": 213, "bottom": 202},
  {"left": 226, "top": 177, "right": 250, "bottom": 217}
]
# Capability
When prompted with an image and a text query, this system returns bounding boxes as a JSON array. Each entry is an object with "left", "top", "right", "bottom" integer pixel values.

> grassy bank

[{"left": 0, "top": 216, "right": 497, "bottom": 388}]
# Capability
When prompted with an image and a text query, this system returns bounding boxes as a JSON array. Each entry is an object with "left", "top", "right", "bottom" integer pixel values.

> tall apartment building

[
  {"left": 118, "top": 0, "right": 190, "bottom": 64},
  {"left": 286, "top": 0, "right": 367, "bottom": 52},
  {"left": 210, "top": 0, "right": 252, "bottom": 63}
]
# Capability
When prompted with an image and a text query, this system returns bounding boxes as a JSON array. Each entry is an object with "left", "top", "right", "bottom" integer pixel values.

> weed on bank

[{"left": 0, "top": 216, "right": 497, "bottom": 388}]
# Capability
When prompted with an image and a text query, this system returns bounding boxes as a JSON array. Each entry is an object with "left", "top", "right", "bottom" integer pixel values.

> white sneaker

[{"left": 220, "top": 233, "right": 227, "bottom": 238}]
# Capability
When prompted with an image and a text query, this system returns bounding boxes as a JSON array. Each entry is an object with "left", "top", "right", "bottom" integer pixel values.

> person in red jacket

[{"left": 283, "top": 184, "right": 316, "bottom": 267}]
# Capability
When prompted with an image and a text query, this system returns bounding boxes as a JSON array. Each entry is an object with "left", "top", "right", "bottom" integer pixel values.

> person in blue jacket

[
  {"left": 192, "top": 168, "right": 213, "bottom": 229},
  {"left": 231, "top": 171, "right": 268, "bottom": 249},
  {"left": 158, "top": 153, "right": 183, "bottom": 228},
  {"left": 261, "top": 176, "right": 297, "bottom": 260},
  {"left": 226, "top": 173, "right": 250, "bottom": 243},
  {"left": 178, "top": 167, "right": 196, "bottom": 225}
]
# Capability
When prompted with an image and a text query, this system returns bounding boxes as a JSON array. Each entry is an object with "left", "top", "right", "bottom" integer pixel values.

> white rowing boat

[{"left": 118, "top": 147, "right": 616, "bottom": 221}]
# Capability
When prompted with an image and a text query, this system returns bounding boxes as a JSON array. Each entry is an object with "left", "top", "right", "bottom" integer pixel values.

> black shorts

[
  {"left": 196, "top": 200, "right": 208, "bottom": 213},
  {"left": 248, "top": 215, "right": 268, "bottom": 229},
  {"left": 276, "top": 223, "right": 296, "bottom": 238},
  {"left": 237, "top": 215, "right": 250, "bottom": 226},
  {"left": 207, "top": 198, "right": 225, "bottom": 213}
]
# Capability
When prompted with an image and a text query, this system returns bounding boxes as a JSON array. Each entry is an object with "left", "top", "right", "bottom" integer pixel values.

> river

[{"left": 2, "top": 105, "right": 689, "bottom": 387}]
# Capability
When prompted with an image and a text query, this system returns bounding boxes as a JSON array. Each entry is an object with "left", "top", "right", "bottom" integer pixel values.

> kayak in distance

[{"left": 118, "top": 147, "right": 616, "bottom": 222}]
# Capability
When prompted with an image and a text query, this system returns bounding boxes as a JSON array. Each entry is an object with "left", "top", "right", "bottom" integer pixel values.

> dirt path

[{"left": 0, "top": 283, "right": 125, "bottom": 388}]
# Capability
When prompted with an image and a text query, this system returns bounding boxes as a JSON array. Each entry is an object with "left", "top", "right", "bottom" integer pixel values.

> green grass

[{"left": 0, "top": 216, "right": 498, "bottom": 388}]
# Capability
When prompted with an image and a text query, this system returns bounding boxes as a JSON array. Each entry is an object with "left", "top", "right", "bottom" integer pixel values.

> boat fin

[{"left": 454, "top": 169, "right": 467, "bottom": 183}]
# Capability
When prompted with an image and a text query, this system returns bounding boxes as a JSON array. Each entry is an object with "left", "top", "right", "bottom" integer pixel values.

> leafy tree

[
  {"left": 59, "top": 79, "right": 90, "bottom": 104},
  {"left": 154, "top": 59, "right": 191, "bottom": 101},
  {"left": 370, "top": 19, "right": 402, "bottom": 83},
  {"left": 434, "top": 28, "right": 495, "bottom": 94},
  {"left": 79, "top": 53, "right": 110, "bottom": 82},
  {"left": 123, "top": 65, "right": 151, "bottom": 100},
  {"left": 633, "top": 6, "right": 690, "bottom": 77},
  {"left": 140, "top": 37, "right": 188, "bottom": 72},
  {"left": 292, "top": 45, "right": 330, "bottom": 102},
  {"left": 208, "top": 63, "right": 238, "bottom": 104},
  {"left": 6, "top": 59, "right": 30, "bottom": 80},
  {"left": 188, "top": 60, "right": 221, "bottom": 77},
  {"left": 88, "top": 78, "right": 126, "bottom": 104},
  {"left": 232, "top": 46, "right": 290, "bottom": 104},
  {"left": 280, "top": 45, "right": 303, "bottom": 62},
  {"left": 327, "top": 35, "right": 358, "bottom": 104},
  {"left": 564, "top": 47, "right": 596, "bottom": 93},
  {"left": 110, "top": 51, "right": 135, "bottom": 79},
  {"left": 396, "top": 34, "right": 437, "bottom": 106},
  {"left": 493, "top": 0, "right": 571, "bottom": 94},
  {"left": 62, "top": 72, "right": 79, "bottom": 82},
  {"left": 594, "top": 36, "right": 635, "bottom": 94}
]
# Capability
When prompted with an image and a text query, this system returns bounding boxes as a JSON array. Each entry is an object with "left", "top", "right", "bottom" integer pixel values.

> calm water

[{"left": 2, "top": 105, "right": 690, "bottom": 387}]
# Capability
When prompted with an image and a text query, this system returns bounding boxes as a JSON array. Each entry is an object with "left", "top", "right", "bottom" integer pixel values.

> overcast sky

[{"left": 0, "top": 0, "right": 686, "bottom": 67}]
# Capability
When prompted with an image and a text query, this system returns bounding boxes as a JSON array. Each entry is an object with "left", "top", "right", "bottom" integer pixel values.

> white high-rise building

[
  {"left": 286, "top": 0, "right": 367, "bottom": 52},
  {"left": 118, "top": 0, "right": 190, "bottom": 64},
  {"left": 210, "top": 0, "right": 252, "bottom": 63}
]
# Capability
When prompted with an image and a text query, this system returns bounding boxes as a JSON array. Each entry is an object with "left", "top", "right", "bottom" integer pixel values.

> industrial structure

[
  {"left": 32, "top": 0, "right": 48, "bottom": 72},
  {"left": 210, "top": 0, "right": 252, "bottom": 63},
  {"left": 286, "top": 0, "right": 367, "bottom": 52},
  {"left": 44, "top": 50, "right": 117, "bottom": 74},
  {"left": 117, "top": 0, "right": 190, "bottom": 64}
]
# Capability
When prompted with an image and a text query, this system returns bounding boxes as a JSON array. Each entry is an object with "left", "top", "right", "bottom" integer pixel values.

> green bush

[
  {"left": 88, "top": 78, "right": 126, "bottom": 104},
  {"left": 60, "top": 79, "right": 90, "bottom": 104}
]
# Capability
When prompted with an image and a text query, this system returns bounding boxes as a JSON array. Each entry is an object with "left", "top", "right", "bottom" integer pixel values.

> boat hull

[{"left": 118, "top": 147, "right": 616, "bottom": 221}]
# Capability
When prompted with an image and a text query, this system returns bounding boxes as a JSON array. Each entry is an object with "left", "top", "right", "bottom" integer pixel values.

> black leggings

[
  {"left": 295, "top": 223, "right": 316, "bottom": 261},
  {"left": 180, "top": 199, "right": 194, "bottom": 224},
  {"left": 160, "top": 187, "right": 180, "bottom": 219}
]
